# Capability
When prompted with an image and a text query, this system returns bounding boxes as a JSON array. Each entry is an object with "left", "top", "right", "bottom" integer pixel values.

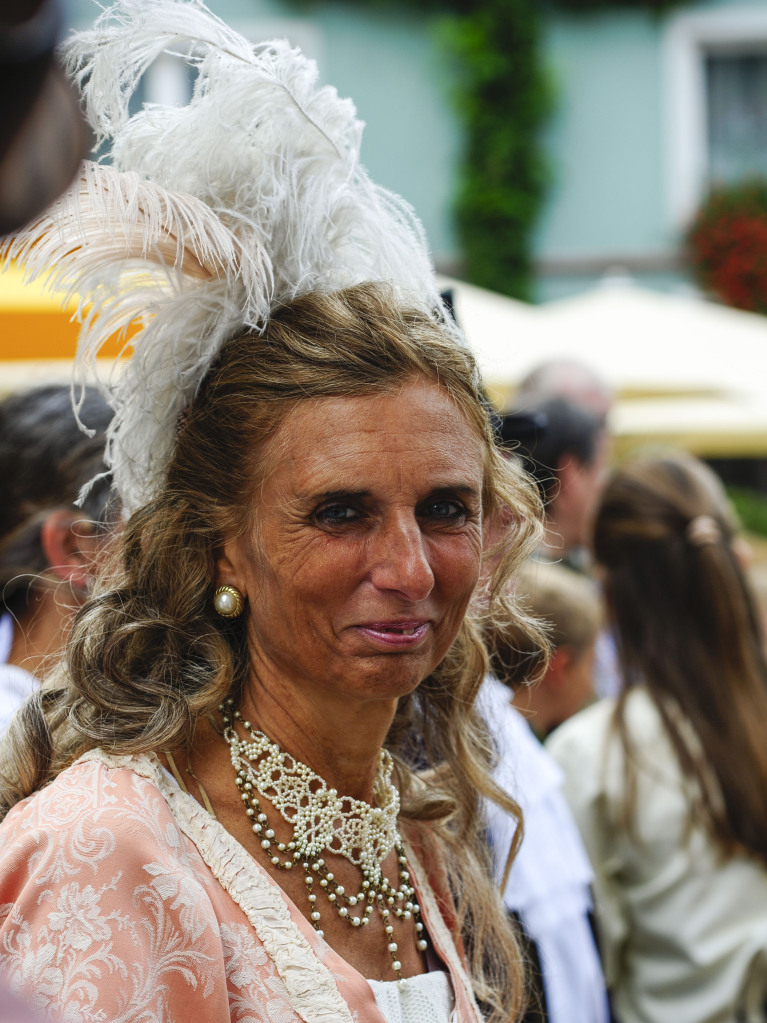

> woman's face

[{"left": 218, "top": 379, "right": 485, "bottom": 712}]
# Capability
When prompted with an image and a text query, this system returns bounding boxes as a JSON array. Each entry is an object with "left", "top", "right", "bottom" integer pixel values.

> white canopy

[
  {"left": 533, "top": 280, "right": 767, "bottom": 400},
  {"left": 439, "top": 275, "right": 767, "bottom": 457}
]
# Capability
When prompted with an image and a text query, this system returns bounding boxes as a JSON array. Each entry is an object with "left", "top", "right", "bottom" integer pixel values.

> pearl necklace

[{"left": 220, "top": 700, "right": 428, "bottom": 984}]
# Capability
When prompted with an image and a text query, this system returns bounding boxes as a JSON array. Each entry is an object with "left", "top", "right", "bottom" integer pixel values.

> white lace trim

[
  {"left": 369, "top": 972, "right": 454, "bottom": 1023},
  {"left": 80, "top": 749, "right": 355, "bottom": 1023},
  {"left": 401, "top": 839, "right": 478, "bottom": 1019}
]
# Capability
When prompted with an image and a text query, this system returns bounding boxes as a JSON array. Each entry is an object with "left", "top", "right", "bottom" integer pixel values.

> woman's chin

[{"left": 344, "top": 656, "right": 437, "bottom": 703}]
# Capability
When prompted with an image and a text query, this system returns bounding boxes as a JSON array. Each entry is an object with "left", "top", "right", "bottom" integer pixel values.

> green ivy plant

[
  {"left": 441, "top": 0, "right": 552, "bottom": 300},
  {"left": 297, "top": 0, "right": 684, "bottom": 299}
]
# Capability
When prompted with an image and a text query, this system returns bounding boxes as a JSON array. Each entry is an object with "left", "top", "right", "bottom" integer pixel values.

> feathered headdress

[{"left": 2, "top": 0, "right": 449, "bottom": 514}]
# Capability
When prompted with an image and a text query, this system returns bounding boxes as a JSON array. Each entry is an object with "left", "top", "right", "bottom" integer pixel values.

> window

[
  {"left": 706, "top": 48, "right": 767, "bottom": 185},
  {"left": 133, "top": 20, "right": 323, "bottom": 109},
  {"left": 664, "top": 8, "right": 767, "bottom": 226}
]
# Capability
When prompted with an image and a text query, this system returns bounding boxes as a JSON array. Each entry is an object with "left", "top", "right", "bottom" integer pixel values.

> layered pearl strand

[{"left": 220, "top": 700, "right": 428, "bottom": 985}]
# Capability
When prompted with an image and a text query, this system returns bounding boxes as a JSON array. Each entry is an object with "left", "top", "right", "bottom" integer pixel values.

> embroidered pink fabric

[{"left": 0, "top": 751, "right": 481, "bottom": 1023}]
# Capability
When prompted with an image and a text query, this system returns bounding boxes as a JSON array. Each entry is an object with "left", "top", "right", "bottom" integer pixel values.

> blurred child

[
  {"left": 510, "top": 561, "right": 601, "bottom": 736},
  {"left": 480, "top": 562, "right": 608, "bottom": 1023}
]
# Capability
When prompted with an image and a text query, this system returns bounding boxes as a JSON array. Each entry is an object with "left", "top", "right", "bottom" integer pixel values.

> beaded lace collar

[
  {"left": 222, "top": 704, "right": 400, "bottom": 878},
  {"left": 221, "top": 700, "right": 428, "bottom": 984}
]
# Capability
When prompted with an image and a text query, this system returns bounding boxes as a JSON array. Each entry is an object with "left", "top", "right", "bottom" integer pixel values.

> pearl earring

[{"left": 214, "top": 585, "right": 245, "bottom": 619}]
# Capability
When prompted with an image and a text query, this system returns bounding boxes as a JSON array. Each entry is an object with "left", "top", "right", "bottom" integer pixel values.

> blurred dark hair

[
  {"left": 504, "top": 397, "right": 603, "bottom": 502},
  {"left": 595, "top": 451, "right": 767, "bottom": 864},
  {"left": 0, "top": 0, "right": 88, "bottom": 234},
  {"left": 0, "top": 384, "right": 113, "bottom": 614}
]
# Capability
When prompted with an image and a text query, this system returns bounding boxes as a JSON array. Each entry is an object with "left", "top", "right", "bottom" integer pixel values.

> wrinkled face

[{"left": 219, "top": 379, "right": 486, "bottom": 709}]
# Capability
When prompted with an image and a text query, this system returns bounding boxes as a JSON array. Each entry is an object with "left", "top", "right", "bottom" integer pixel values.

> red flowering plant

[{"left": 687, "top": 179, "right": 767, "bottom": 315}]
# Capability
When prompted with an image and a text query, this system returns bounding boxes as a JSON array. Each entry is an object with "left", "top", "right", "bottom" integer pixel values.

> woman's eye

[
  {"left": 315, "top": 504, "right": 361, "bottom": 526},
  {"left": 421, "top": 500, "right": 467, "bottom": 523}
]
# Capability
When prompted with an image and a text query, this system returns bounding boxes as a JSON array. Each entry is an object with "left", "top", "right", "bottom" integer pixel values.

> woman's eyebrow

[
  {"left": 424, "top": 485, "right": 481, "bottom": 499},
  {"left": 306, "top": 485, "right": 481, "bottom": 502},
  {"left": 309, "top": 489, "right": 372, "bottom": 502}
]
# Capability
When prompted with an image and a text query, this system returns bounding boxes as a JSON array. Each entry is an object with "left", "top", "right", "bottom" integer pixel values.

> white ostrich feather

[
  {"left": 4, "top": 162, "right": 267, "bottom": 295},
  {"left": 4, "top": 0, "right": 449, "bottom": 513}
]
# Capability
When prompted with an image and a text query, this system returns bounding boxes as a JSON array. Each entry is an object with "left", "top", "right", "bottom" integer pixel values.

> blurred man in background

[
  {"left": 516, "top": 357, "right": 613, "bottom": 426},
  {"left": 502, "top": 396, "right": 608, "bottom": 572}
]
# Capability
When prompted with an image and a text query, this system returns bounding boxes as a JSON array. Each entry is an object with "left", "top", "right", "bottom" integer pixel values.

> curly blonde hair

[{"left": 0, "top": 282, "right": 545, "bottom": 1021}]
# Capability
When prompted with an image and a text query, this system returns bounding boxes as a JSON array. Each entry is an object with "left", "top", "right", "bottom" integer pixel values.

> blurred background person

[
  {"left": 503, "top": 379, "right": 619, "bottom": 698},
  {"left": 515, "top": 358, "right": 613, "bottom": 427},
  {"left": 0, "top": 1, "right": 90, "bottom": 1019},
  {"left": 499, "top": 559, "right": 601, "bottom": 738},
  {"left": 548, "top": 451, "right": 767, "bottom": 1023},
  {"left": 0, "top": 385, "right": 114, "bottom": 729},
  {"left": 502, "top": 397, "right": 609, "bottom": 572},
  {"left": 0, "top": 0, "right": 87, "bottom": 236}
]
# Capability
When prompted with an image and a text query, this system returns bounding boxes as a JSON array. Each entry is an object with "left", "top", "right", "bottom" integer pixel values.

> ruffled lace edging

[
  {"left": 79, "top": 749, "right": 355, "bottom": 1023},
  {"left": 402, "top": 839, "right": 480, "bottom": 1023}
]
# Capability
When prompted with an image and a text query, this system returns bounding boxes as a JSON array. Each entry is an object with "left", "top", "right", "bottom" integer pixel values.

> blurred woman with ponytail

[{"left": 547, "top": 451, "right": 767, "bottom": 1023}]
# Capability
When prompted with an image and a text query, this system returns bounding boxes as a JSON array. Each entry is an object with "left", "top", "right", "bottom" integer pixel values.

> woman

[
  {"left": 0, "top": 385, "right": 113, "bottom": 726},
  {"left": 548, "top": 452, "right": 767, "bottom": 1023},
  {"left": 0, "top": 4, "right": 544, "bottom": 1021}
]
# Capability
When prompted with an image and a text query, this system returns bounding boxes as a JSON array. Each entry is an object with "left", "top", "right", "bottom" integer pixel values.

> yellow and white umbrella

[{"left": 0, "top": 263, "right": 132, "bottom": 396}]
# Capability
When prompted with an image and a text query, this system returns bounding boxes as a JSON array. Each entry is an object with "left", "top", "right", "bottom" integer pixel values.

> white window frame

[
  {"left": 663, "top": 6, "right": 767, "bottom": 229},
  {"left": 141, "top": 18, "right": 324, "bottom": 106}
]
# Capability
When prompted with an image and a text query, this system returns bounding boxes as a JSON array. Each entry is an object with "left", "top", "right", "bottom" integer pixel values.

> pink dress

[{"left": 0, "top": 750, "right": 482, "bottom": 1023}]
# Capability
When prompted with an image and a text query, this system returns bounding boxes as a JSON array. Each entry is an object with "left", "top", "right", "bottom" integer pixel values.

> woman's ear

[
  {"left": 39, "top": 510, "right": 99, "bottom": 591},
  {"left": 483, "top": 503, "right": 514, "bottom": 549},
  {"left": 215, "top": 539, "right": 245, "bottom": 592}
]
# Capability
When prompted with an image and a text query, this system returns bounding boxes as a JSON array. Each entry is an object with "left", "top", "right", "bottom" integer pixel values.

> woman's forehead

[{"left": 257, "top": 381, "right": 485, "bottom": 497}]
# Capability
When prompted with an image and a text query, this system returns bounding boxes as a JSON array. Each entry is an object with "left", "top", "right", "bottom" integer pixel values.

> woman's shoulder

[
  {"left": 0, "top": 752, "right": 279, "bottom": 1023},
  {"left": 546, "top": 689, "right": 698, "bottom": 857},
  {"left": 546, "top": 689, "right": 662, "bottom": 765},
  {"left": 1, "top": 750, "right": 170, "bottom": 834},
  {"left": 0, "top": 750, "right": 206, "bottom": 890},
  {"left": 0, "top": 751, "right": 233, "bottom": 995}
]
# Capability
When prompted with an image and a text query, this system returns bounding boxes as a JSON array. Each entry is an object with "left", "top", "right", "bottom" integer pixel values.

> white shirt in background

[
  {"left": 0, "top": 614, "right": 38, "bottom": 733},
  {"left": 479, "top": 675, "right": 609, "bottom": 1023}
]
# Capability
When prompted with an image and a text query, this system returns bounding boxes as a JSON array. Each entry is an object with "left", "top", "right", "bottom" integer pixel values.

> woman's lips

[{"left": 353, "top": 620, "right": 430, "bottom": 648}]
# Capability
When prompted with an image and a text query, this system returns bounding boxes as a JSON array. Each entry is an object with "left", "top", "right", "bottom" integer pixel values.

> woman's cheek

[{"left": 431, "top": 536, "right": 483, "bottom": 604}]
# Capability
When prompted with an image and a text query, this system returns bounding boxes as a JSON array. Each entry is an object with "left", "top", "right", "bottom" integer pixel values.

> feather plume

[{"left": 3, "top": 0, "right": 450, "bottom": 513}]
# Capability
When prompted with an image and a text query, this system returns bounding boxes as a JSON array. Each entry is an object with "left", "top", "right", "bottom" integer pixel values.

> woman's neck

[{"left": 237, "top": 680, "right": 396, "bottom": 803}]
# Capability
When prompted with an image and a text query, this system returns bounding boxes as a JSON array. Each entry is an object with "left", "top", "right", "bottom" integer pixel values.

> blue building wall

[
  {"left": 69, "top": 0, "right": 762, "bottom": 303},
  {"left": 535, "top": 0, "right": 765, "bottom": 300},
  {"left": 535, "top": 9, "right": 670, "bottom": 299}
]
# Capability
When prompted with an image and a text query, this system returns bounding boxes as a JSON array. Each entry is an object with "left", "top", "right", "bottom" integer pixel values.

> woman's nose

[{"left": 369, "top": 516, "right": 435, "bottom": 601}]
